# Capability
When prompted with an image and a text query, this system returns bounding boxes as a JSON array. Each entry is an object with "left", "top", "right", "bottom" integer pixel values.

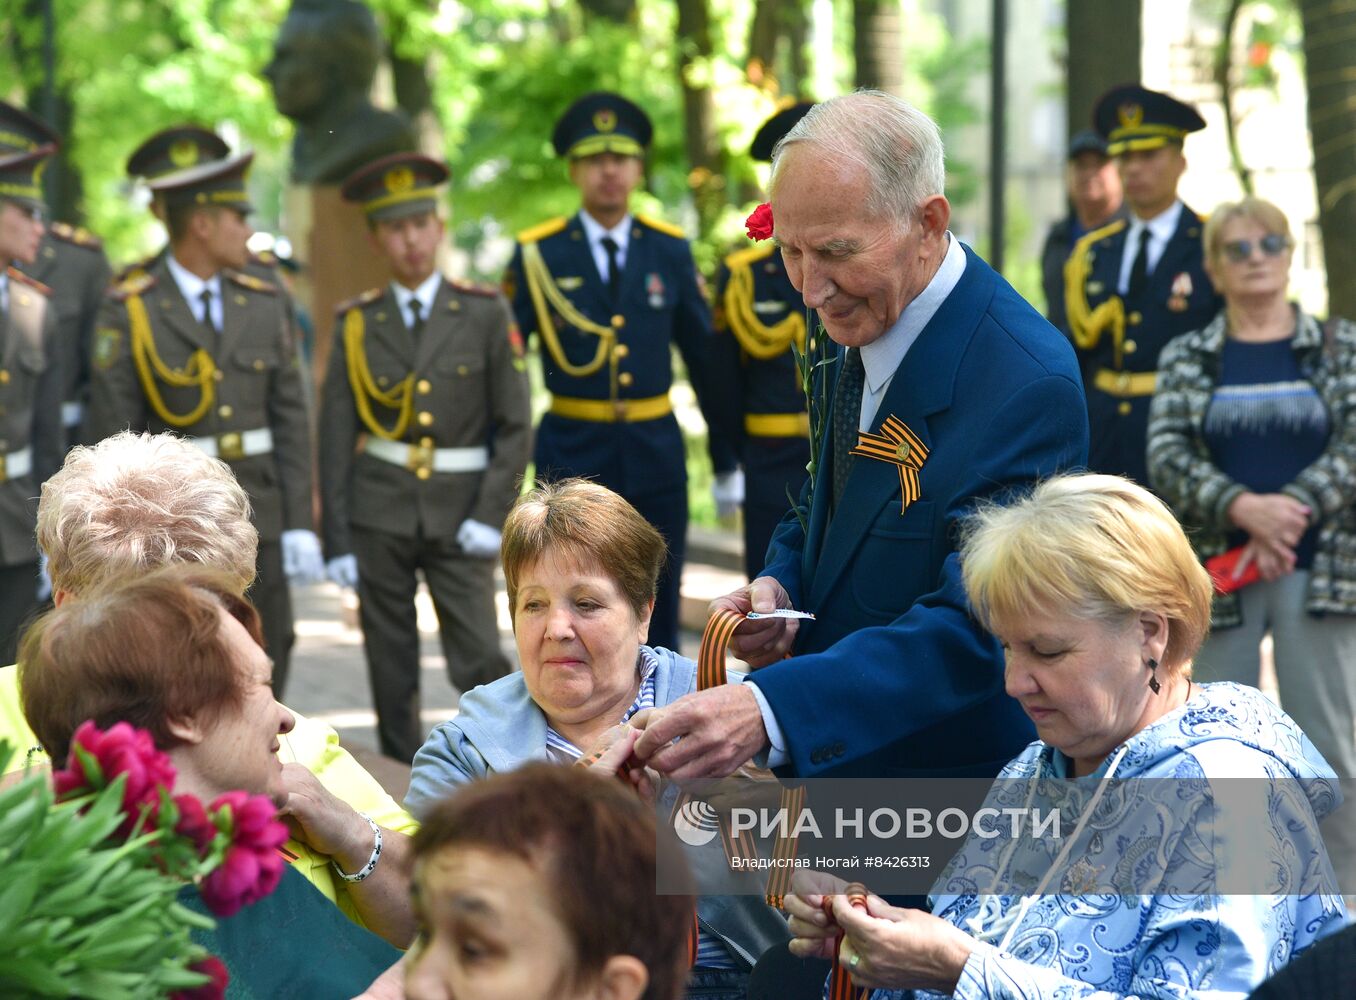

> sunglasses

[{"left": 1221, "top": 233, "right": 1289, "bottom": 263}]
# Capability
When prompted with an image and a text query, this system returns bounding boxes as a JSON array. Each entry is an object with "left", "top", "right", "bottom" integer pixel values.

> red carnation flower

[
  {"left": 172, "top": 955, "right": 229, "bottom": 1000},
  {"left": 54, "top": 720, "right": 177, "bottom": 839},
  {"left": 745, "top": 202, "right": 774, "bottom": 241}
]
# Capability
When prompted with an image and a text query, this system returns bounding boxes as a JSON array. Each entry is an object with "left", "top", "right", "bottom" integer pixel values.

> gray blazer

[{"left": 407, "top": 646, "right": 790, "bottom": 969}]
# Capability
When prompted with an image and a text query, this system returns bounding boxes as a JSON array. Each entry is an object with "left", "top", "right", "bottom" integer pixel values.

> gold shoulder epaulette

[
  {"left": 227, "top": 270, "right": 279, "bottom": 295},
  {"left": 49, "top": 220, "right": 104, "bottom": 251},
  {"left": 113, "top": 255, "right": 156, "bottom": 284},
  {"left": 448, "top": 277, "right": 499, "bottom": 298},
  {"left": 250, "top": 249, "right": 278, "bottom": 268},
  {"left": 516, "top": 216, "right": 568, "bottom": 244},
  {"left": 637, "top": 214, "right": 685, "bottom": 239},
  {"left": 1082, "top": 217, "right": 1128, "bottom": 250},
  {"left": 723, "top": 242, "right": 776, "bottom": 271},
  {"left": 109, "top": 269, "right": 156, "bottom": 301},
  {"left": 335, "top": 287, "right": 383, "bottom": 314},
  {"left": 6, "top": 266, "right": 52, "bottom": 297}
]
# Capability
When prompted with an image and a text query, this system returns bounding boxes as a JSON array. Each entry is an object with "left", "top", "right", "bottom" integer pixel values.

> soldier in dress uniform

[
  {"left": 502, "top": 91, "right": 732, "bottom": 651},
  {"left": 0, "top": 118, "right": 62, "bottom": 661},
  {"left": 82, "top": 151, "right": 323, "bottom": 696},
  {"left": 709, "top": 101, "right": 816, "bottom": 580},
  {"left": 321, "top": 153, "right": 531, "bottom": 763},
  {"left": 1064, "top": 84, "right": 1221, "bottom": 486}
]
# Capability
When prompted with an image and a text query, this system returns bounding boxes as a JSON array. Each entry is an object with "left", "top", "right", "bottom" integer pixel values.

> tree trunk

[
  {"left": 1065, "top": 0, "right": 1141, "bottom": 137},
  {"left": 853, "top": 0, "right": 905, "bottom": 95},
  {"left": 1215, "top": 0, "right": 1253, "bottom": 195},
  {"left": 676, "top": 0, "right": 724, "bottom": 237},
  {"left": 1298, "top": 0, "right": 1356, "bottom": 319},
  {"left": 747, "top": 0, "right": 811, "bottom": 97},
  {"left": 13, "top": 0, "right": 83, "bottom": 223}
]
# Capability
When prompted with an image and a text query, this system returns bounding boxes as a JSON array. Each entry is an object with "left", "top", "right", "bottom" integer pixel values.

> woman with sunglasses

[{"left": 1147, "top": 195, "right": 1356, "bottom": 888}]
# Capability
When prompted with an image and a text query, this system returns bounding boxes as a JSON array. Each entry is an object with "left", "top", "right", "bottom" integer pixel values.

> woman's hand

[
  {"left": 1235, "top": 538, "right": 1296, "bottom": 583},
  {"left": 277, "top": 762, "right": 373, "bottom": 863},
  {"left": 1228, "top": 492, "right": 1310, "bottom": 549},
  {"left": 784, "top": 871, "right": 847, "bottom": 962},
  {"left": 827, "top": 893, "right": 974, "bottom": 993},
  {"left": 581, "top": 725, "right": 660, "bottom": 802}
]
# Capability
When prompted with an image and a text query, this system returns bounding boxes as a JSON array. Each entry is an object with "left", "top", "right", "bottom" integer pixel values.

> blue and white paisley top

[{"left": 873, "top": 682, "right": 1348, "bottom": 999}]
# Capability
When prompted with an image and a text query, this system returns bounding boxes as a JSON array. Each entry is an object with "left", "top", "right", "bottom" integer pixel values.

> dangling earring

[{"left": 1146, "top": 657, "right": 1161, "bottom": 694}]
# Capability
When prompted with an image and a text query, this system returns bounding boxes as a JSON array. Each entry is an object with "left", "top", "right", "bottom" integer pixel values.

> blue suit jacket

[
  {"left": 747, "top": 245, "right": 1089, "bottom": 778},
  {"left": 1070, "top": 203, "right": 1220, "bottom": 484},
  {"left": 505, "top": 213, "right": 729, "bottom": 494}
]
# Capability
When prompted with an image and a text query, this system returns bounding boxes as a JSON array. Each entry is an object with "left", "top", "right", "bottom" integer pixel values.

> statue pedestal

[{"left": 284, "top": 184, "right": 388, "bottom": 385}]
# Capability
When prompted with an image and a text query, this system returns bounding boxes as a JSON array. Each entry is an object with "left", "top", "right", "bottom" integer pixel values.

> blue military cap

[
  {"left": 551, "top": 92, "right": 652, "bottom": 159},
  {"left": 126, "top": 125, "right": 232, "bottom": 181},
  {"left": 150, "top": 152, "right": 255, "bottom": 214},
  {"left": 1067, "top": 128, "right": 1108, "bottom": 160},
  {"left": 340, "top": 152, "right": 449, "bottom": 222},
  {"left": 750, "top": 100, "right": 815, "bottom": 162},
  {"left": 1093, "top": 84, "right": 1205, "bottom": 156},
  {"left": 0, "top": 102, "right": 59, "bottom": 211}
]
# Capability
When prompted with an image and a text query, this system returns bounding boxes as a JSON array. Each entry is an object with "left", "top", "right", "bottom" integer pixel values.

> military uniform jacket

[
  {"left": 18, "top": 223, "right": 111, "bottom": 432},
  {"left": 709, "top": 243, "right": 811, "bottom": 506},
  {"left": 1064, "top": 203, "right": 1220, "bottom": 481},
  {"left": 504, "top": 213, "right": 730, "bottom": 494},
  {"left": 0, "top": 268, "right": 62, "bottom": 566},
  {"left": 83, "top": 255, "right": 313, "bottom": 542},
  {"left": 318, "top": 277, "right": 532, "bottom": 557}
]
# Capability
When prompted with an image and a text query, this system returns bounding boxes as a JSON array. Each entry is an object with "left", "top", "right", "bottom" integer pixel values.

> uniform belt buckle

[
  {"left": 0, "top": 454, "right": 6, "bottom": 484},
  {"left": 612, "top": 400, "right": 627, "bottom": 422},
  {"left": 218, "top": 432, "right": 245, "bottom": 462},
  {"left": 408, "top": 440, "right": 435, "bottom": 479}
]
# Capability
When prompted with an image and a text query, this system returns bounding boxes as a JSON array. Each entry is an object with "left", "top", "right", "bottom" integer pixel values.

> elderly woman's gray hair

[
  {"left": 37, "top": 431, "right": 258, "bottom": 597},
  {"left": 769, "top": 90, "right": 946, "bottom": 229}
]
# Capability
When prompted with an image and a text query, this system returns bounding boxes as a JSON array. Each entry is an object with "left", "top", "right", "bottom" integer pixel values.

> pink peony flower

[
  {"left": 197, "top": 791, "right": 289, "bottom": 916},
  {"left": 171, "top": 955, "right": 229, "bottom": 1000},
  {"left": 173, "top": 794, "right": 216, "bottom": 856},
  {"left": 745, "top": 202, "right": 774, "bottom": 241},
  {"left": 54, "top": 720, "right": 177, "bottom": 839}
]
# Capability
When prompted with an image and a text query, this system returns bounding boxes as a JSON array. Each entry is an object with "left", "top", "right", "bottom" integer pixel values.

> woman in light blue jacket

[{"left": 786, "top": 474, "right": 1346, "bottom": 999}]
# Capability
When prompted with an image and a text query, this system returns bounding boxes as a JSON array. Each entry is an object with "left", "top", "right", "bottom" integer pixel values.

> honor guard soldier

[
  {"left": 503, "top": 91, "right": 732, "bottom": 651},
  {"left": 322, "top": 153, "right": 531, "bottom": 763},
  {"left": 83, "top": 151, "right": 323, "bottom": 696},
  {"left": 0, "top": 124, "right": 62, "bottom": 661},
  {"left": 0, "top": 104, "right": 113, "bottom": 450},
  {"left": 1065, "top": 85, "right": 1221, "bottom": 485},
  {"left": 709, "top": 101, "right": 816, "bottom": 579}
]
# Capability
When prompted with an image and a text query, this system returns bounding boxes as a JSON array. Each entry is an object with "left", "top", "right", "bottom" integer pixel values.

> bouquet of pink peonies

[{"left": 0, "top": 721, "right": 289, "bottom": 998}]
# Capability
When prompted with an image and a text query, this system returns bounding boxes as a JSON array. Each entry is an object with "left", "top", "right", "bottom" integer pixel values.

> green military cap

[
  {"left": 750, "top": 99, "right": 815, "bottom": 162},
  {"left": 126, "top": 125, "right": 232, "bottom": 181},
  {"left": 551, "top": 91, "right": 652, "bottom": 160},
  {"left": 149, "top": 151, "right": 255, "bottom": 213},
  {"left": 340, "top": 152, "right": 449, "bottom": 222},
  {"left": 1093, "top": 84, "right": 1205, "bottom": 157},
  {"left": 0, "top": 102, "right": 59, "bottom": 212}
]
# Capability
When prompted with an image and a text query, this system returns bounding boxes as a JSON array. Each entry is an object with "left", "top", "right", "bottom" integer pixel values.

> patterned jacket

[{"left": 1147, "top": 308, "right": 1356, "bottom": 627}]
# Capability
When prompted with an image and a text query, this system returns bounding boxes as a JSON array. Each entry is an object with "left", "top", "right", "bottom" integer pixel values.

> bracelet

[{"left": 332, "top": 813, "right": 382, "bottom": 882}]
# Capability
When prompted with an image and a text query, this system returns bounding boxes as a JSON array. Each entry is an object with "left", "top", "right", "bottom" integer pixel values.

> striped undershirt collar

[{"left": 544, "top": 647, "right": 658, "bottom": 761}]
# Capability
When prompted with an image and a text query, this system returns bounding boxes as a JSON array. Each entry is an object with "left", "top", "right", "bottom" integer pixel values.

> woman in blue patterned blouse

[{"left": 784, "top": 474, "right": 1346, "bottom": 999}]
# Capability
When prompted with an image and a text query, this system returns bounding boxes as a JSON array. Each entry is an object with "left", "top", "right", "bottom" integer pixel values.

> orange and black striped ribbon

[
  {"left": 849, "top": 414, "right": 928, "bottom": 514},
  {"left": 691, "top": 608, "right": 807, "bottom": 910},
  {"left": 826, "top": 883, "right": 870, "bottom": 1000}
]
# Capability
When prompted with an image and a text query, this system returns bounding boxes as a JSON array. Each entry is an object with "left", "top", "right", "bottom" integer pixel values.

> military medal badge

[
  {"left": 1167, "top": 272, "right": 1193, "bottom": 312},
  {"left": 646, "top": 272, "right": 665, "bottom": 309}
]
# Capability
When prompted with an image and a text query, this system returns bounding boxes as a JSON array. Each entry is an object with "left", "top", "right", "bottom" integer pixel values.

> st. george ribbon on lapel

[{"left": 849, "top": 414, "right": 929, "bottom": 515}]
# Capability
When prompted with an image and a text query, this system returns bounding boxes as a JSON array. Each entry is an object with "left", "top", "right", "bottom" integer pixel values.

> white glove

[
  {"left": 456, "top": 518, "right": 502, "bottom": 558},
  {"left": 712, "top": 468, "right": 745, "bottom": 519},
  {"left": 281, "top": 529, "right": 325, "bottom": 584},
  {"left": 36, "top": 552, "right": 52, "bottom": 603},
  {"left": 326, "top": 554, "right": 359, "bottom": 590}
]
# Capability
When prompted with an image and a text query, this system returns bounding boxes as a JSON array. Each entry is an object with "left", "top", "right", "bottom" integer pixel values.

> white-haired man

[
  {"left": 0, "top": 432, "right": 417, "bottom": 947},
  {"left": 634, "top": 91, "right": 1090, "bottom": 782}
]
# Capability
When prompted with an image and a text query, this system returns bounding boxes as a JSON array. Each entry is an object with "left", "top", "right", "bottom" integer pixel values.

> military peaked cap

[
  {"left": 551, "top": 92, "right": 652, "bottom": 159},
  {"left": 1093, "top": 84, "right": 1205, "bottom": 156},
  {"left": 340, "top": 152, "right": 449, "bottom": 222}
]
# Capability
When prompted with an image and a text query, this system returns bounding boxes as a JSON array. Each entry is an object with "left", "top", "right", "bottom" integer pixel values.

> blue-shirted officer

[
  {"left": 709, "top": 101, "right": 816, "bottom": 579},
  {"left": 503, "top": 91, "right": 731, "bottom": 651},
  {"left": 1065, "top": 84, "right": 1221, "bottom": 486}
]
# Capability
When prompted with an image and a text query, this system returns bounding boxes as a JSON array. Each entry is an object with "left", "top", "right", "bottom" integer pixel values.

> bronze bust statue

[{"left": 264, "top": 0, "right": 416, "bottom": 185}]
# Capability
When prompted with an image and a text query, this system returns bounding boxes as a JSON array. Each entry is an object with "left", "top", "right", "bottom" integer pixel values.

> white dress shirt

[
  {"left": 166, "top": 254, "right": 224, "bottom": 331},
  {"left": 391, "top": 272, "right": 443, "bottom": 330},
  {"left": 1116, "top": 200, "right": 1183, "bottom": 296},
  {"left": 578, "top": 210, "right": 633, "bottom": 283}
]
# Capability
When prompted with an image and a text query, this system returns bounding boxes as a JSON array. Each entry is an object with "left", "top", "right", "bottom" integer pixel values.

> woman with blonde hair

[{"left": 784, "top": 473, "right": 1345, "bottom": 998}]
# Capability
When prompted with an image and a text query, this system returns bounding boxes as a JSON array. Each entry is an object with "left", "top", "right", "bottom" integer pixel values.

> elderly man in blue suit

[{"left": 633, "top": 91, "right": 1090, "bottom": 781}]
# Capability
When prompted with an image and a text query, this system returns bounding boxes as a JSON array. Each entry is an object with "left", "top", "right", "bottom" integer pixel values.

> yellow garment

[{"left": 0, "top": 665, "right": 416, "bottom": 932}]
